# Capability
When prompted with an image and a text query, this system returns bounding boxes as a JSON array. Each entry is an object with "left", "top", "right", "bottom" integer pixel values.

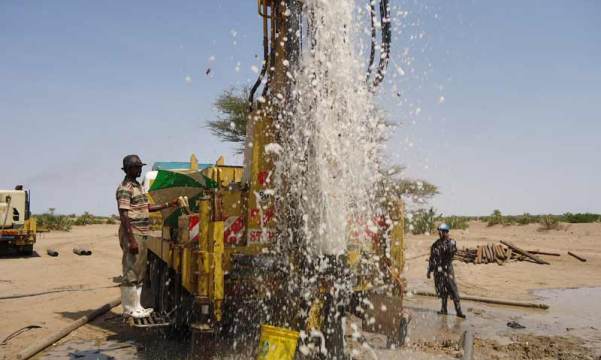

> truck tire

[{"left": 19, "top": 245, "right": 34, "bottom": 256}]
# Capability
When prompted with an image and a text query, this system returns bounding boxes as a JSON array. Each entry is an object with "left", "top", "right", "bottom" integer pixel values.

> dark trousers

[{"left": 434, "top": 271, "right": 462, "bottom": 313}]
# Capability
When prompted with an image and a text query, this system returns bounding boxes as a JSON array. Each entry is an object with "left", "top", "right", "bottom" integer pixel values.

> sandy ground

[
  {"left": 0, "top": 225, "right": 122, "bottom": 359},
  {"left": 0, "top": 222, "right": 600, "bottom": 359}
]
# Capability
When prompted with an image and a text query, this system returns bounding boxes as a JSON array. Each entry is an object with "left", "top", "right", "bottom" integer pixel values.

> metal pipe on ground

[
  {"left": 410, "top": 291, "right": 549, "bottom": 310},
  {"left": 528, "top": 250, "right": 561, "bottom": 257},
  {"left": 73, "top": 247, "right": 92, "bottom": 256},
  {"left": 461, "top": 330, "right": 474, "bottom": 360},
  {"left": 567, "top": 251, "right": 587, "bottom": 262},
  {"left": 406, "top": 253, "right": 429, "bottom": 261},
  {"left": 46, "top": 248, "right": 59, "bottom": 257},
  {"left": 16, "top": 297, "right": 121, "bottom": 360}
]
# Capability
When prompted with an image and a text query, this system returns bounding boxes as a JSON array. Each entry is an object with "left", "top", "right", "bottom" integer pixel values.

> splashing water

[{"left": 275, "top": 0, "right": 385, "bottom": 256}]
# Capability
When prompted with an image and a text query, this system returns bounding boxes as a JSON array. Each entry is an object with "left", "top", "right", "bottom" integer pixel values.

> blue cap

[{"left": 437, "top": 223, "right": 450, "bottom": 231}]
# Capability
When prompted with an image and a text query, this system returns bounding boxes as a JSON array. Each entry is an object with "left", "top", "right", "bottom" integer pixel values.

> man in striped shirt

[{"left": 116, "top": 154, "right": 177, "bottom": 318}]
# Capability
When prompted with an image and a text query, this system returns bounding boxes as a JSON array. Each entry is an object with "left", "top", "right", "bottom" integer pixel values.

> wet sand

[{"left": 404, "top": 221, "right": 601, "bottom": 358}]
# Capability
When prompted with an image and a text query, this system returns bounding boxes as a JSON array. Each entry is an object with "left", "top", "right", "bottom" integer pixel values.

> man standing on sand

[
  {"left": 427, "top": 223, "right": 466, "bottom": 318},
  {"left": 117, "top": 155, "right": 177, "bottom": 318}
]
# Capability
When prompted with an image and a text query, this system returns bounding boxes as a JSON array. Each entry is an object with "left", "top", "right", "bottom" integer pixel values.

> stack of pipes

[{"left": 454, "top": 241, "right": 553, "bottom": 265}]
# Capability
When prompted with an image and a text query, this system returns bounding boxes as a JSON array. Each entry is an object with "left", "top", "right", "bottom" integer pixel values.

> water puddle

[
  {"left": 532, "top": 287, "right": 601, "bottom": 330},
  {"left": 402, "top": 287, "right": 601, "bottom": 356}
]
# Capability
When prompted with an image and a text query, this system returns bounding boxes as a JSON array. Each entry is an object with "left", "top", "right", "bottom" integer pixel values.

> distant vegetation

[
  {"left": 561, "top": 212, "right": 601, "bottom": 223},
  {"left": 35, "top": 209, "right": 74, "bottom": 231},
  {"left": 432, "top": 211, "right": 600, "bottom": 226},
  {"left": 441, "top": 215, "right": 470, "bottom": 230},
  {"left": 406, "top": 211, "right": 471, "bottom": 235},
  {"left": 35, "top": 209, "right": 118, "bottom": 232},
  {"left": 481, "top": 210, "right": 600, "bottom": 228},
  {"left": 405, "top": 209, "right": 600, "bottom": 235}
]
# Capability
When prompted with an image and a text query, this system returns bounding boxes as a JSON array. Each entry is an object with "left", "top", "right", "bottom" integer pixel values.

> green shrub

[
  {"left": 515, "top": 213, "right": 538, "bottom": 225},
  {"left": 408, "top": 207, "right": 440, "bottom": 235},
  {"left": 73, "top": 211, "right": 105, "bottom": 226},
  {"left": 441, "top": 216, "right": 470, "bottom": 230},
  {"left": 539, "top": 215, "right": 561, "bottom": 231},
  {"left": 561, "top": 212, "right": 600, "bottom": 223},
  {"left": 35, "top": 209, "right": 73, "bottom": 231},
  {"left": 487, "top": 209, "right": 506, "bottom": 227}
]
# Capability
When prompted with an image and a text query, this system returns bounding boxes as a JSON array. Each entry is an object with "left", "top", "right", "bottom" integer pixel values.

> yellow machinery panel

[
  {"left": 198, "top": 198, "right": 210, "bottom": 298},
  {"left": 210, "top": 220, "right": 225, "bottom": 321},
  {"left": 389, "top": 200, "right": 405, "bottom": 274}
]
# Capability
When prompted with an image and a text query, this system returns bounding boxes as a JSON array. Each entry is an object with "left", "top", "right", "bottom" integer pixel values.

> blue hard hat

[{"left": 437, "top": 223, "right": 450, "bottom": 231}]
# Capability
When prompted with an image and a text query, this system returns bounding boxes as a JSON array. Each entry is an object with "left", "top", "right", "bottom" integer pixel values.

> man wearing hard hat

[
  {"left": 116, "top": 155, "right": 177, "bottom": 318},
  {"left": 427, "top": 223, "right": 465, "bottom": 318}
]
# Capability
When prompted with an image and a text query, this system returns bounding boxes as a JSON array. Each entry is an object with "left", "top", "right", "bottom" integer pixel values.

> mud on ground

[
  {"left": 475, "top": 335, "right": 595, "bottom": 360},
  {"left": 408, "top": 334, "right": 595, "bottom": 360}
]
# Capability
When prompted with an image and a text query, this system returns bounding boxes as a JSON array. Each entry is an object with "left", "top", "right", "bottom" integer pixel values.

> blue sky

[{"left": 1, "top": 1, "right": 599, "bottom": 216}]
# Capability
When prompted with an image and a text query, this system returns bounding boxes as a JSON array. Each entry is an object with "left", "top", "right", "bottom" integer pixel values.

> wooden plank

[
  {"left": 500, "top": 240, "right": 550, "bottom": 265},
  {"left": 475, "top": 246, "right": 482, "bottom": 264},
  {"left": 567, "top": 251, "right": 587, "bottom": 262}
]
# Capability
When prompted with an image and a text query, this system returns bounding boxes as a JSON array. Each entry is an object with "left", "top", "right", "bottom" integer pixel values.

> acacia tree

[
  {"left": 207, "top": 87, "right": 251, "bottom": 154},
  {"left": 206, "top": 87, "right": 438, "bottom": 202}
]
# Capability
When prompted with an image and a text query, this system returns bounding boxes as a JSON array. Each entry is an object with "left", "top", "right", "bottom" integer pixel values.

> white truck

[{"left": 0, "top": 186, "right": 36, "bottom": 255}]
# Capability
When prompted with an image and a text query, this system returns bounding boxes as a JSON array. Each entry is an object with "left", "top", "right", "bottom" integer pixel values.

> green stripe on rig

[{"left": 150, "top": 170, "right": 218, "bottom": 191}]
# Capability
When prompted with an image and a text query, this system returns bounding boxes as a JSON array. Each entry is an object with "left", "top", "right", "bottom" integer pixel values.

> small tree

[
  {"left": 487, "top": 209, "right": 505, "bottom": 227},
  {"left": 408, "top": 207, "right": 440, "bottom": 235},
  {"left": 206, "top": 87, "right": 251, "bottom": 154},
  {"left": 378, "top": 165, "right": 438, "bottom": 204}
]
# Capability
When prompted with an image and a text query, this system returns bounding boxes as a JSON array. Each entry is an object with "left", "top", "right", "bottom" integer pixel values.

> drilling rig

[{"left": 142, "top": 0, "right": 405, "bottom": 358}]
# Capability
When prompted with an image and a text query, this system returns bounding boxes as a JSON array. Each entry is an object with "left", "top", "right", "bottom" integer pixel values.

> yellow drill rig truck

[
  {"left": 0, "top": 186, "right": 36, "bottom": 255},
  {"left": 140, "top": 0, "right": 405, "bottom": 358}
]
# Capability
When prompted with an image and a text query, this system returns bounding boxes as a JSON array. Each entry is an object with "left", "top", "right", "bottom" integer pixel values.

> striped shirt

[{"left": 116, "top": 178, "right": 150, "bottom": 235}]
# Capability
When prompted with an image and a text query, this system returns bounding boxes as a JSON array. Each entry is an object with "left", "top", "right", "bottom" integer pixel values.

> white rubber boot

[
  {"left": 135, "top": 285, "right": 153, "bottom": 317},
  {"left": 121, "top": 286, "right": 145, "bottom": 318}
]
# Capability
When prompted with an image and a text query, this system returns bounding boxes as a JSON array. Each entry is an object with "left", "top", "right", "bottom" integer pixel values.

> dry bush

[{"left": 538, "top": 215, "right": 562, "bottom": 231}]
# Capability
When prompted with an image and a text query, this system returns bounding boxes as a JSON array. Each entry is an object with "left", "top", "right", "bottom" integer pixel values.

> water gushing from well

[{"left": 276, "top": 0, "right": 385, "bottom": 256}]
